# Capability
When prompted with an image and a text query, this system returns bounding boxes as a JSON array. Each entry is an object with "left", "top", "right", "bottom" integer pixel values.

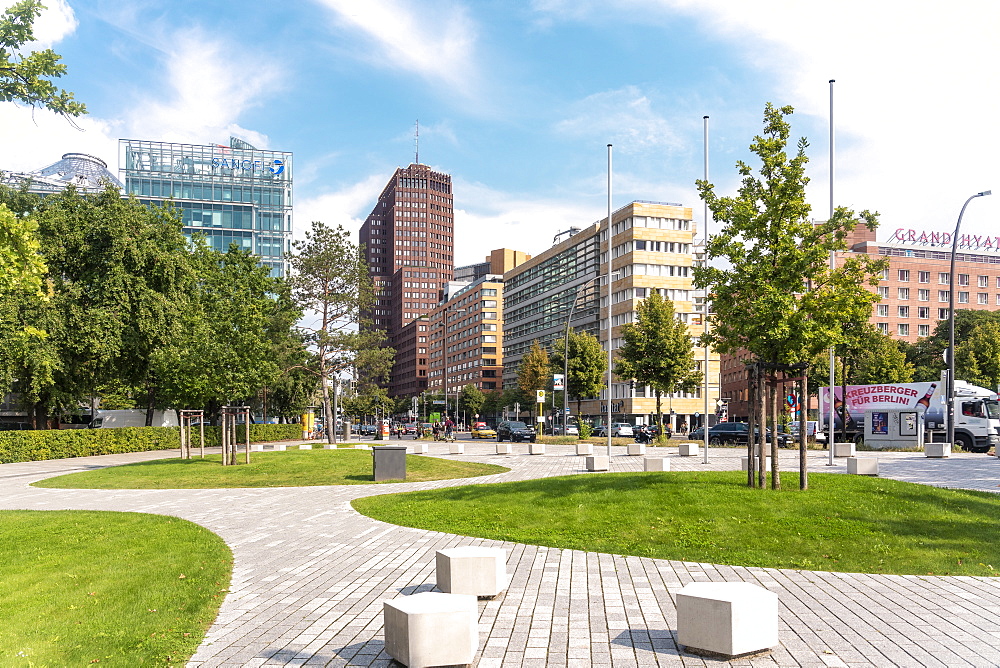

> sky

[{"left": 2, "top": 0, "right": 998, "bottom": 267}]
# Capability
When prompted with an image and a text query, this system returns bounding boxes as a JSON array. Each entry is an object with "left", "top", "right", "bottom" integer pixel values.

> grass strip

[
  {"left": 0, "top": 510, "right": 231, "bottom": 666},
  {"left": 32, "top": 449, "right": 509, "bottom": 489},
  {"left": 353, "top": 471, "right": 1000, "bottom": 576}
]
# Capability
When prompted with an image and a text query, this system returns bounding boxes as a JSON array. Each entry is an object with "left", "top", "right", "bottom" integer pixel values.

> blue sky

[{"left": 3, "top": 0, "right": 998, "bottom": 266}]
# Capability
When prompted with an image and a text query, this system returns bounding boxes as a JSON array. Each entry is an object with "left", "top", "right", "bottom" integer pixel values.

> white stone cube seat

[
  {"left": 383, "top": 592, "right": 478, "bottom": 668},
  {"left": 322, "top": 443, "right": 337, "bottom": 450},
  {"left": 644, "top": 457, "right": 669, "bottom": 471},
  {"left": 627, "top": 443, "right": 646, "bottom": 456},
  {"left": 274, "top": 443, "right": 287, "bottom": 451},
  {"left": 925, "top": 442, "right": 950, "bottom": 458},
  {"left": 676, "top": 581, "right": 778, "bottom": 658},
  {"left": 529, "top": 442, "right": 545, "bottom": 455},
  {"left": 413, "top": 442, "right": 429, "bottom": 454},
  {"left": 496, "top": 442, "right": 512, "bottom": 455},
  {"left": 740, "top": 456, "right": 772, "bottom": 472},
  {"left": 586, "top": 455, "right": 609, "bottom": 471},
  {"left": 436, "top": 546, "right": 509, "bottom": 597},
  {"left": 576, "top": 442, "right": 593, "bottom": 456},
  {"left": 847, "top": 457, "right": 878, "bottom": 475},
  {"left": 833, "top": 442, "right": 855, "bottom": 457},
  {"left": 449, "top": 442, "right": 464, "bottom": 455},
  {"left": 251, "top": 443, "right": 265, "bottom": 452},
  {"left": 678, "top": 442, "right": 699, "bottom": 457}
]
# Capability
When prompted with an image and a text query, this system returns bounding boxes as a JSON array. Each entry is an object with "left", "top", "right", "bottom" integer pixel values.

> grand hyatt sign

[{"left": 892, "top": 228, "right": 1000, "bottom": 252}]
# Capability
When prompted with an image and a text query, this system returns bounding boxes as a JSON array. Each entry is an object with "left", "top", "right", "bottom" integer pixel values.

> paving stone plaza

[{"left": 3, "top": 443, "right": 1000, "bottom": 667}]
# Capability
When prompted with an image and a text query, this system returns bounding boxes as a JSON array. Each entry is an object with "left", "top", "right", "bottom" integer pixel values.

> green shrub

[
  {"left": 0, "top": 424, "right": 303, "bottom": 464},
  {"left": 577, "top": 420, "right": 592, "bottom": 439}
]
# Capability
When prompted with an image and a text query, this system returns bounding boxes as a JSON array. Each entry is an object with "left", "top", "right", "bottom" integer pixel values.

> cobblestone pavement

[{"left": 3, "top": 443, "right": 1000, "bottom": 667}]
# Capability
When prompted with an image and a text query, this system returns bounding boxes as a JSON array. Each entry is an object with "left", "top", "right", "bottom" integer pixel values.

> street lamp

[
  {"left": 435, "top": 307, "right": 467, "bottom": 427},
  {"left": 947, "top": 190, "right": 991, "bottom": 448}
]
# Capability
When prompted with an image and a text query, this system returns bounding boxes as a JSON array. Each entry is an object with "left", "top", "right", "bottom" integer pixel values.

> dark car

[
  {"left": 358, "top": 424, "right": 377, "bottom": 436},
  {"left": 687, "top": 422, "right": 791, "bottom": 447},
  {"left": 496, "top": 420, "right": 536, "bottom": 443}
]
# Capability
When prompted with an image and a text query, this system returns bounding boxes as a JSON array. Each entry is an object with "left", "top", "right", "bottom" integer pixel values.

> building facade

[
  {"left": 2, "top": 152, "right": 122, "bottom": 194},
  {"left": 502, "top": 201, "right": 720, "bottom": 431},
  {"left": 120, "top": 137, "right": 293, "bottom": 276}
]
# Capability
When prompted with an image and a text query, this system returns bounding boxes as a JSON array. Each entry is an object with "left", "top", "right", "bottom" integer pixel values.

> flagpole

[{"left": 828, "top": 79, "right": 837, "bottom": 466}]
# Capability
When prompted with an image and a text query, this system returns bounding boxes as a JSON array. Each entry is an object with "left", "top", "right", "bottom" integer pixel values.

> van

[{"left": 89, "top": 409, "right": 179, "bottom": 428}]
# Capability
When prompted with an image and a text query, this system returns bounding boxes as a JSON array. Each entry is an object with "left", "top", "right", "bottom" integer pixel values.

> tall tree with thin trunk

[
  {"left": 549, "top": 329, "right": 606, "bottom": 419},
  {"left": 695, "top": 103, "right": 886, "bottom": 489},
  {"left": 518, "top": 340, "right": 550, "bottom": 425},
  {"left": 289, "top": 221, "right": 392, "bottom": 444}
]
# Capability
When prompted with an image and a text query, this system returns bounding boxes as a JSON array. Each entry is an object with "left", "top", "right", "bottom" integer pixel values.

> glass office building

[{"left": 120, "top": 137, "right": 293, "bottom": 276}]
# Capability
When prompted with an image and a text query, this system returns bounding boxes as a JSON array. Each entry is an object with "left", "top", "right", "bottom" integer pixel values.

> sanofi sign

[{"left": 212, "top": 157, "right": 285, "bottom": 176}]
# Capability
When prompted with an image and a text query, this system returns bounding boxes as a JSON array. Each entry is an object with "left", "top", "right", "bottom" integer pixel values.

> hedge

[{"left": 0, "top": 424, "right": 303, "bottom": 464}]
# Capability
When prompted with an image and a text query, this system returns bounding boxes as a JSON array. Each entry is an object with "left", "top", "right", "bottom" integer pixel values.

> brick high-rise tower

[{"left": 359, "top": 164, "right": 454, "bottom": 395}]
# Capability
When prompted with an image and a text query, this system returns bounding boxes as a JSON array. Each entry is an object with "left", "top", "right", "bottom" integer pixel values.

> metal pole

[
  {"left": 606, "top": 144, "right": 613, "bottom": 458},
  {"left": 828, "top": 79, "right": 836, "bottom": 466},
  {"left": 948, "top": 191, "right": 992, "bottom": 447},
  {"left": 702, "top": 115, "right": 710, "bottom": 463}
]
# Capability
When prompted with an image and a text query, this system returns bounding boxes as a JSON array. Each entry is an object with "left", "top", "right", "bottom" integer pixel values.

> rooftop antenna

[{"left": 415, "top": 119, "right": 420, "bottom": 164}]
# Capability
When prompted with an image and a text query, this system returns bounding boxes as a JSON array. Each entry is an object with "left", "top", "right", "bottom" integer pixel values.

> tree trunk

[
  {"left": 655, "top": 390, "right": 663, "bottom": 445},
  {"left": 757, "top": 365, "right": 766, "bottom": 489},
  {"left": 770, "top": 376, "right": 780, "bottom": 490},
  {"left": 746, "top": 363, "right": 757, "bottom": 488},
  {"left": 145, "top": 382, "right": 156, "bottom": 427},
  {"left": 800, "top": 371, "right": 809, "bottom": 490}
]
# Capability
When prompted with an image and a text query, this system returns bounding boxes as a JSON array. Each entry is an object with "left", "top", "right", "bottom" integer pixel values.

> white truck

[
  {"left": 820, "top": 380, "right": 1000, "bottom": 453},
  {"left": 89, "top": 409, "right": 179, "bottom": 429}
]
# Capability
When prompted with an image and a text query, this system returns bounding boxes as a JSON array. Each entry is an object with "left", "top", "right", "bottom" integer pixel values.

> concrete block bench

[
  {"left": 847, "top": 457, "right": 878, "bottom": 475},
  {"left": 496, "top": 442, "right": 512, "bottom": 455},
  {"left": 251, "top": 443, "right": 266, "bottom": 452},
  {"left": 529, "top": 442, "right": 546, "bottom": 455},
  {"left": 676, "top": 581, "right": 778, "bottom": 659},
  {"left": 436, "top": 546, "right": 509, "bottom": 598},
  {"left": 576, "top": 442, "right": 593, "bottom": 456},
  {"left": 833, "top": 442, "right": 855, "bottom": 457},
  {"left": 627, "top": 443, "right": 646, "bottom": 456},
  {"left": 644, "top": 457, "right": 670, "bottom": 472},
  {"left": 412, "top": 442, "right": 429, "bottom": 455},
  {"left": 678, "top": 442, "right": 700, "bottom": 457},
  {"left": 322, "top": 442, "right": 337, "bottom": 450},
  {"left": 925, "top": 442, "right": 951, "bottom": 458},
  {"left": 586, "top": 455, "right": 609, "bottom": 471},
  {"left": 740, "top": 456, "right": 771, "bottom": 472},
  {"left": 383, "top": 591, "right": 478, "bottom": 668},
  {"left": 273, "top": 443, "right": 288, "bottom": 451},
  {"left": 449, "top": 442, "right": 464, "bottom": 455}
]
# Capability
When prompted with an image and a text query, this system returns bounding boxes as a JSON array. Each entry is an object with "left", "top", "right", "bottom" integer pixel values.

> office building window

[
  {"left": 958, "top": 274, "right": 970, "bottom": 286},
  {"left": 979, "top": 275, "right": 989, "bottom": 288},
  {"left": 898, "top": 287, "right": 909, "bottom": 300},
  {"left": 918, "top": 307, "right": 930, "bottom": 319},
  {"left": 959, "top": 292, "right": 969, "bottom": 303},
  {"left": 918, "top": 324, "right": 930, "bottom": 337},
  {"left": 878, "top": 286, "right": 889, "bottom": 298},
  {"left": 918, "top": 271, "right": 930, "bottom": 283},
  {"left": 939, "top": 272, "right": 950, "bottom": 284},
  {"left": 979, "top": 293, "right": 989, "bottom": 305},
  {"left": 898, "top": 269, "right": 909, "bottom": 282},
  {"left": 877, "top": 304, "right": 888, "bottom": 317},
  {"left": 938, "top": 308, "right": 949, "bottom": 320},
  {"left": 897, "top": 306, "right": 909, "bottom": 318},
  {"left": 877, "top": 322, "right": 889, "bottom": 333},
  {"left": 898, "top": 324, "right": 909, "bottom": 337},
  {"left": 880, "top": 268, "right": 890, "bottom": 280},
  {"left": 938, "top": 290, "right": 950, "bottom": 302},
  {"left": 918, "top": 289, "right": 930, "bottom": 301}
]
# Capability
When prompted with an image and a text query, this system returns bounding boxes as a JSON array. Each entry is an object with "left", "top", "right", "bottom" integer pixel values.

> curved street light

[{"left": 947, "top": 190, "right": 992, "bottom": 448}]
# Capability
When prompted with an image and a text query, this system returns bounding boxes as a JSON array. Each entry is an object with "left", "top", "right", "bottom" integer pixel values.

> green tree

[
  {"left": 1, "top": 1, "right": 86, "bottom": 117},
  {"left": 614, "top": 293, "right": 702, "bottom": 443},
  {"left": 850, "top": 329, "right": 914, "bottom": 385},
  {"left": 549, "top": 329, "right": 606, "bottom": 418},
  {"left": 903, "top": 310, "right": 1000, "bottom": 382},
  {"left": 518, "top": 340, "right": 550, "bottom": 423},
  {"left": 459, "top": 383, "right": 485, "bottom": 421},
  {"left": 954, "top": 321, "right": 1000, "bottom": 391},
  {"left": 289, "top": 221, "right": 393, "bottom": 444},
  {"left": 695, "top": 103, "right": 886, "bottom": 489}
]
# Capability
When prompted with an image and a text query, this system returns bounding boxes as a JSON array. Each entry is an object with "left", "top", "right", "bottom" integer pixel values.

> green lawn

[
  {"left": 0, "top": 510, "right": 231, "bottom": 666},
  {"left": 32, "top": 449, "right": 509, "bottom": 489},
  {"left": 353, "top": 471, "right": 1000, "bottom": 576}
]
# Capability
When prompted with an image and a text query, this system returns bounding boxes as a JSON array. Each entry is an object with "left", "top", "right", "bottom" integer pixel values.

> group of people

[{"left": 431, "top": 419, "right": 456, "bottom": 441}]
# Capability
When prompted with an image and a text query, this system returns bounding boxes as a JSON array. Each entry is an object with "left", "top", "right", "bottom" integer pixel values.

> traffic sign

[{"left": 536, "top": 390, "right": 546, "bottom": 403}]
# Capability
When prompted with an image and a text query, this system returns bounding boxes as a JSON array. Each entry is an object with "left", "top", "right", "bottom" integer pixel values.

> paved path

[{"left": 3, "top": 443, "right": 1000, "bottom": 667}]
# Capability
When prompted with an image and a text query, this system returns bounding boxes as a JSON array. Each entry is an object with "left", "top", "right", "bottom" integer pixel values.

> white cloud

[
  {"left": 293, "top": 173, "right": 388, "bottom": 241},
  {"left": 453, "top": 181, "right": 607, "bottom": 265},
  {"left": 2, "top": 0, "right": 77, "bottom": 48},
  {"left": 533, "top": 0, "right": 1000, "bottom": 236},
  {"left": 312, "top": 0, "right": 478, "bottom": 92},
  {"left": 555, "top": 86, "right": 683, "bottom": 154}
]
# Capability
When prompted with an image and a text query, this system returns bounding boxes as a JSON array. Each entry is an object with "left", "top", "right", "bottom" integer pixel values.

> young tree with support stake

[
  {"left": 695, "top": 103, "right": 886, "bottom": 490},
  {"left": 613, "top": 293, "right": 701, "bottom": 444},
  {"left": 549, "top": 329, "right": 605, "bottom": 427}
]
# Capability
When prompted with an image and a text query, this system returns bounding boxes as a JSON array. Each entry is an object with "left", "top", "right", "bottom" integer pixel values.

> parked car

[
  {"left": 357, "top": 424, "right": 377, "bottom": 436},
  {"left": 471, "top": 422, "right": 497, "bottom": 439},
  {"left": 496, "top": 420, "right": 536, "bottom": 443},
  {"left": 593, "top": 422, "right": 634, "bottom": 438},
  {"left": 403, "top": 423, "right": 418, "bottom": 435},
  {"left": 552, "top": 425, "right": 579, "bottom": 435},
  {"left": 687, "top": 422, "right": 792, "bottom": 447}
]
